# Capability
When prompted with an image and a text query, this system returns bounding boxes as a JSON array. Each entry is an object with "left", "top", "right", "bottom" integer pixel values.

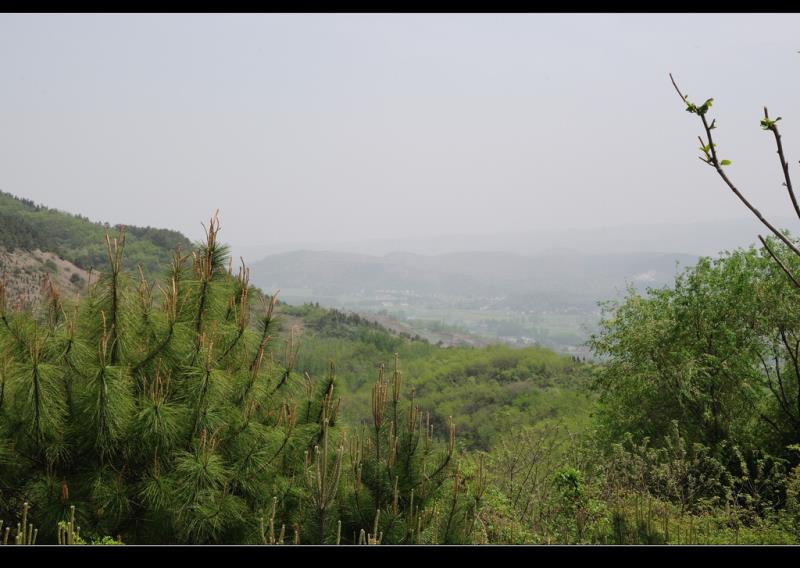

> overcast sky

[{"left": 1, "top": 13, "right": 799, "bottom": 247}]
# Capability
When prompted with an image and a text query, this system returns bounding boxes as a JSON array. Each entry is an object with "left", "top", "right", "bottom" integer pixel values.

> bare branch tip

[{"left": 669, "top": 73, "right": 686, "bottom": 101}]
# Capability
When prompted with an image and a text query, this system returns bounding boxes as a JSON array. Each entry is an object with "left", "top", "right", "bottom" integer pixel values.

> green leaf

[
  {"left": 760, "top": 117, "right": 781, "bottom": 130},
  {"left": 720, "top": 159, "right": 732, "bottom": 166}
]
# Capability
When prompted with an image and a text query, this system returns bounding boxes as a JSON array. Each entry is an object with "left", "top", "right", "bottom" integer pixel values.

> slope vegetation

[{"left": 0, "top": 190, "right": 192, "bottom": 278}]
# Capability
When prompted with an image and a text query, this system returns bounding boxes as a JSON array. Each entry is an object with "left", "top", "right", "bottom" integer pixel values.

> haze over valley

[{"left": 241, "top": 217, "right": 793, "bottom": 353}]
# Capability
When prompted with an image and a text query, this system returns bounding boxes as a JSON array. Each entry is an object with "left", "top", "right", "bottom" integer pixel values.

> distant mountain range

[
  {"left": 241, "top": 216, "right": 800, "bottom": 324},
  {"left": 232, "top": 217, "right": 798, "bottom": 264},
  {"left": 248, "top": 248, "right": 701, "bottom": 310}
]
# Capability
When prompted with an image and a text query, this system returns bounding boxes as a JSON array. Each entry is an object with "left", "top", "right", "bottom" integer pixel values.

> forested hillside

[
  {"left": 0, "top": 191, "right": 192, "bottom": 277},
  {"left": 277, "top": 303, "right": 595, "bottom": 451}
]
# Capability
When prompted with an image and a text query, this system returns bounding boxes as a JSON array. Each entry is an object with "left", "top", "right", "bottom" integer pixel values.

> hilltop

[{"left": 0, "top": 190, "right": 192, "bottom": 278}]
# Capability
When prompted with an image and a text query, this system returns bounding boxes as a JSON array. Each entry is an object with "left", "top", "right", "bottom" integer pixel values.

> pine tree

[
  {"left": 0, "top": 214, "right": 335, "bottom": 543},
  {"left": 0, "top": 213, "right": 479, "bottom": 544},
  {"left": 335, "top": 355, "right": 486, "bottom": 544}
]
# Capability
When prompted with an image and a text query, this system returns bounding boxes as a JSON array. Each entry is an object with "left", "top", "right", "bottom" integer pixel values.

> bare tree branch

[
  {"left": 763, "top": 107, "right": 800, "bottom": 222},
  {"left": 779, "top": 328, "right": 800, "bottom": 419},
  {"left": 759, "top": 235, "right": 800, "bottom": 289},
  {"left": 758, "top": 351, "right": 797, "bottom": 425},
  {"left": 669, "top": 73, "right": 800, "bottom": 261}
]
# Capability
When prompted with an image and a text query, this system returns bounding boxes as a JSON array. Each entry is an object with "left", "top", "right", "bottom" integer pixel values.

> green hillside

[
  {"left": 277, "top": 302, "right": 596, "bottom": 451},
  {"left": 0, "top": 190, "right": 192, "bottom": 277}
]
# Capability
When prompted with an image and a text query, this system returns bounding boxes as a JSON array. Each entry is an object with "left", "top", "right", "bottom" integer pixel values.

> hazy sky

[{"left": 1, "top": 13, "right": 799, "bottom": 246}]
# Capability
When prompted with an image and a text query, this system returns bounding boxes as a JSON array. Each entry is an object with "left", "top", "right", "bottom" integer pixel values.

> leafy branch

[{"left": 670, "top": 73, "right": 800, "bottom": 287}]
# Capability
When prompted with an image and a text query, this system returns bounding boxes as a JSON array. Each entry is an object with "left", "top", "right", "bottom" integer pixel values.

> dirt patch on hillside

[{"left": 0, "top": 247, "right": 90, "bottom": 307}]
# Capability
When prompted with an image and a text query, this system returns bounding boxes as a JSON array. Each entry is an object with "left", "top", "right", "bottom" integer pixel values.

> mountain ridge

[{"left": 230, "top": 216, "right": 796, "bottom": 262}]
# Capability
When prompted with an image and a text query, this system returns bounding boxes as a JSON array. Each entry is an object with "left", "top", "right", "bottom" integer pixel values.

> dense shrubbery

[
  {"left": 577, "top": 239, "right": 800, "bottom": 543},
  {"left": 590, "top": 239, "right": 800, "bottom": 458}
]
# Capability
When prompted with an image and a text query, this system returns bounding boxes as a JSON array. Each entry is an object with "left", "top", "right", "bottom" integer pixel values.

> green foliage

[
  {"left": 547, "top": 465, "right": 609, "bottom": 543},
  {"left": 761, "top": 116, "right": 782, "bottom": 130},
  {"left": 4, "top": 191, "right": 800, "bottom": 542},
  {"left": 0, "top": 190, "right": 192, "bottom": 278},
  {"left": 332, "top": 358, "right": 485, "bottom": 544},
  {"left": 0, "top": 217, "right": 318, "bottom": 543},
  {"left": 290, "top": 317, "right": 595, "bottom": 451},
  {"left": 0, "top": 503, "right": 121, "bottom": 545},
  {"left": 684, "top": 96, "right": 714, "bottom": 117},
  {"left": 402, "top": 346, "right": 594, "bottom": 450},
  {"left": 0, "top": 217, "right": 476, "bottom": 544},
  {"left": 589, "top": 242, "right": 800, "bottom": 454},
  {"left": 580, "top": 236, "right": 800, "bottom": 543}
]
